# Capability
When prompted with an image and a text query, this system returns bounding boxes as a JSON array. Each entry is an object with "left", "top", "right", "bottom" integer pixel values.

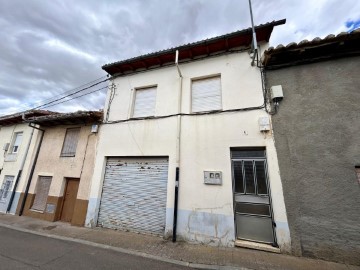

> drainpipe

[
  {"left": 6, "top": 124, "right": 35, "bottom": 213},
  {"left": 173, "top": 50, "right": 183, "bottom": 242},
  {"left": 18, "top": 121, "right": 45, "bottom": 216}
]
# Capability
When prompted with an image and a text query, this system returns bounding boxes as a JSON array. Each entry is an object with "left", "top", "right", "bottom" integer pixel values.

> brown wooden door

[{"left": 60, "top": 178, "right": 79, "bottom": 222}]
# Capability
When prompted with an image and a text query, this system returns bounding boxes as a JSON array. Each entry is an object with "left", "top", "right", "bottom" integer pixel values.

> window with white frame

[
  {"left": 0, "top": 176, "right": 14, "bottom": 202},
  {"left": 192, "top": 76, "right": 222, "bottom": 112},
  {"left": 10, "top": 132, "right": 23, "bottom": 153},
  {"left": 132, "top": 86, "right": 157, "bottom": 118},
  {"left": 31, "top": 176, "right": 52, "bottom": 212},
  {"left": 60, "top": 128, "right": 80, "bottom": 157}
]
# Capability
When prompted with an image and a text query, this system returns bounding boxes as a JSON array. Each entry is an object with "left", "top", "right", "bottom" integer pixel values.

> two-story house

[
  {"left": 0, "top": 110, "right": 53, "bottom": 214},
  {"left": 86, "top": 19, "right": 292, "bottom": 252},
  {"left": 18, "top": 111, "right": 102, "bottom": 226}
]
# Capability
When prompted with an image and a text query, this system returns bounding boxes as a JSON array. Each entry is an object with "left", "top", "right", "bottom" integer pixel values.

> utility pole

[{"left": 248, "top": 0, "right": 258, "bottom": 66}]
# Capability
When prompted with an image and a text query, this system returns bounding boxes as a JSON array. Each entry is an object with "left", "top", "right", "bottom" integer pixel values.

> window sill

[
  {"left": 30, "top": 209, "right": 45, "bottom": 213},
  {"left": 60, "top": 155, "right": 76, "bottom": 158},
  {"left": 130, "top": 115, "right": 156, "bottom": 120},
  {"left": 4, "top": 153, "right": 17, "bottom": 162},
  {"left": 191, "top": 109, "right": 222, "bottom": 114}
]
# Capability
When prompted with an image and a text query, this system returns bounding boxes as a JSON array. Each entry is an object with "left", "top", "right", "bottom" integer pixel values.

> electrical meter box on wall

[
  {"left": 270, "top": 85, "right": 284, "bottom": 102},
  {"left": 204, "top": 171, "right": 222, "bottom": 185},
  {"left": 3, "top": 143, "right": 9, "bottom": 151},
  {"left": 259, "top": 116, "right": 271, "bottom": 132},
  {"left": 91, "top": 124, "right": 99, "bottom": 133}
]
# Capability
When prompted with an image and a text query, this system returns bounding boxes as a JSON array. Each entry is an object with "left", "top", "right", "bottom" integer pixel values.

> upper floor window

[
  {"left": 60, "top": 128, "right": 80, "bottom": 157},
  {"left": 10, "top": 132, "right": 23, "bottom": 153},
  {"left": 132, "top": 86, "right": 157, "bottom": 118},
  {"left": 192, "top": 76, "right": 222, "bottom": 113}
]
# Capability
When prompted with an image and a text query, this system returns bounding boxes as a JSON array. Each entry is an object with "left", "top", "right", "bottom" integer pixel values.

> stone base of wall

[
  {"left": 15, "top": 193, "right": 88, "bottom": 226},
  {"left": 172, "top": 208, "right": 236, "bottom": 247},
  {"left": 16, "top": 193, "right": 63, "bottom": 222},
  {"left": 72, "top": 199, "right": 88, "bottom": 226}
]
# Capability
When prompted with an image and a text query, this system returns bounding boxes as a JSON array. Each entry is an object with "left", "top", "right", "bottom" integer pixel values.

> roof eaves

[
  {"left": 102, "top": 19, "right": 286, "bottom": 71},
  {"left": 0, "top": 110, "right": 57, "bottom": 126},
  {"left": 263, "top": 28, "right": 360, "bottom": 68},
  {"left": 26, "top": 110, "right": 103, "bottom": 126}
]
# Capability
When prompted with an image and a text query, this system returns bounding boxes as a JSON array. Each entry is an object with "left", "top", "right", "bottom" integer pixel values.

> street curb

[{"left": 0, "top": 223, "right": 252, "bottom": 270}]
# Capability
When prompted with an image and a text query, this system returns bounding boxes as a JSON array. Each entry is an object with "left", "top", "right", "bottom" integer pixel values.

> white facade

[
  {"left": 0, "top": 123, "right": 39, "bottom": 214},
  {"left": 86, "top": 49, "right": 291, "bottom": 251}
]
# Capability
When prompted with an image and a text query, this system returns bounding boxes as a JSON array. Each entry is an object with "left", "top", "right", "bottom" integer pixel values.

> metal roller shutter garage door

[{"left": 98, "top": 157, "right": 169, "bottom": 235}]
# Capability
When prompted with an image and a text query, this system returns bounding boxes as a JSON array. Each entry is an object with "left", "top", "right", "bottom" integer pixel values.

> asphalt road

[{"left": 0, "top": 226, "right": 190, "bottom": 270}]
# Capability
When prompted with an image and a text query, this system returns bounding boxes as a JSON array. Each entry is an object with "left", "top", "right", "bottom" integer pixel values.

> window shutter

[
  {"left": 12, "top": 132, "right": 23, "bottom": 153},
  {"left": 192, "top": 76, "right": 222, "bottom": 112},
  {"left": 133, "top": 87, "right": 157, "bottom": 118},
  {"left": 61, "top": 128, "right": 80, "bottom": 157},
  {"left": 31, "top": 176, "right": 52, "bottom": 212}
]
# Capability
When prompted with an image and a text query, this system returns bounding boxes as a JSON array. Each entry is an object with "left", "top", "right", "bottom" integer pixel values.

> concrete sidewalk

[{"left": 0, "top": 214, "right": 358, "bottom": 270}]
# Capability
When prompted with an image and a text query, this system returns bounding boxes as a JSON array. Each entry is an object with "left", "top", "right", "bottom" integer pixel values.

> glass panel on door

[{"left": 232, "top": 149, "right": 276, "bottom": 245}]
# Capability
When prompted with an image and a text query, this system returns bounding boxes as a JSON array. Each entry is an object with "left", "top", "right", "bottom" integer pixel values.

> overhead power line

[
  {"left": 35, "top": 75, "right": 108, "bottom": 105},
  {"left": 13, "top": 75, "right": 109, "bottom": 112},
  {"left": 28, "top": 77, "right": 110, "bottom": 111},
  {"left": 40, "top": 85, "right": 108, "bottom": 109}
]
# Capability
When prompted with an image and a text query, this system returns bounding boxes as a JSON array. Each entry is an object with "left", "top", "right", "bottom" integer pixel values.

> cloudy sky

[{"left": 0, "top": 0, "right": 359, "bottom": 116}]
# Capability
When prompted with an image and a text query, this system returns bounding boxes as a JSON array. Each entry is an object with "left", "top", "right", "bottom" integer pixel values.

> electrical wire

[
  {"left": 14, "top": 75, "right": 109, "bottom": 112},
  {"left": 40, "top": 86, "right": 109, "bottom": 109},
  {"left": 35, "top": 75, "right": 108, "bottom": 103},
  {"left": 255, "top": 46, "right": 277, "bottom": 115},
  {"left": 17, "top": 47, "right": 269, "bottom": 116},
  {"left": 27, "top": 77, "right": 110, "bottom": 111},
  {"left": 20, "top": 49, "right": 252, "bottom": 114},
  {"left": 105, "top": 82, "right": 116, "bottom": 122},
  {"left": 104, "top": 105, "right": 265, "bottom": 125},
  {"left": 101, "top": 49, "right": 271, "bottom": 125}
]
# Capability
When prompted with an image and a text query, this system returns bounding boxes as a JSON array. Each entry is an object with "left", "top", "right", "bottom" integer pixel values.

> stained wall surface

[
  {"left": 21, "top": 124, "right": 98, "bottom": 226},
  {"left": 266, "top": 56, "right": 360, "bottom": 265},
  {"left": 86, "top": 50, "right": 292, "bottom": 251}
]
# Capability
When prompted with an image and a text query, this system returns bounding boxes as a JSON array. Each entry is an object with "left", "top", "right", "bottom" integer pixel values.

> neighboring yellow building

[{"left": 18, "top": 111, "right": 102, "bottom": 226}]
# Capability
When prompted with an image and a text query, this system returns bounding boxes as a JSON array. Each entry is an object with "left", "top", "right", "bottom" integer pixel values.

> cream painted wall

[
  {"left": 28, "top": 125, "right": 98, "bottom": 201},
  {"left": 87, "top": 48, "right": 291, "bottom": 251},
  {"left": 0, "top": 123, "right": 39, "bottom": 213}
]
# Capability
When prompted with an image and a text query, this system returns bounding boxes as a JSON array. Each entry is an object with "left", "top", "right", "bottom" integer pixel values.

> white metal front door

[
  {"left": 232, "top": 149, "right": 276, "bottom": 245},
  {"left": 98, "top": 157, "right": 169, "bottom": 235}
]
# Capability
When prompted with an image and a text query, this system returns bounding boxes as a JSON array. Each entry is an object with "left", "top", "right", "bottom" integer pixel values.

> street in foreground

[{"left": 0, "top": 227, "right": 190, "bottom": 270}]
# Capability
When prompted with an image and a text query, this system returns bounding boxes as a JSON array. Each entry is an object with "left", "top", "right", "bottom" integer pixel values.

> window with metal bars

[
  {"left": 0, "top": 176, "right": 14, "bottom": 201},
  {"left": 60, "top": 128, "right": 80, "bottom": 157},
  {"left": 31, "top": 176, "right": 52, "bottom": 212},
  {"left": 233, "top": 160, "right": 269, "bottom": 195},
  {"left": 191, "top": 76, "right": 222, "bottom": 112}
]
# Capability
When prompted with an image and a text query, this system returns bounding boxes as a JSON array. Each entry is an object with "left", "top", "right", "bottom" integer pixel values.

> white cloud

[
  {"left": 0, "top": 0, "right": 359, "bottom": 116},
  {"left": 44, "top": 39, "right": 97, "bottom": 62}
]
